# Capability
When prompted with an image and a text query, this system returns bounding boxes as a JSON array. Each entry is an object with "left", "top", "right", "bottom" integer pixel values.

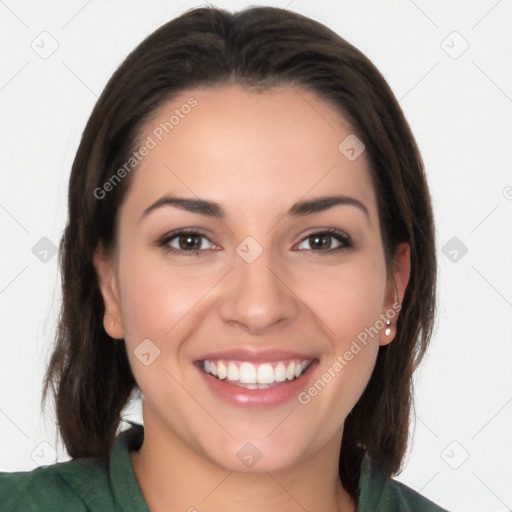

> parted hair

[{"left": 42, "top": 6, "right": 436, "bottom": 498}]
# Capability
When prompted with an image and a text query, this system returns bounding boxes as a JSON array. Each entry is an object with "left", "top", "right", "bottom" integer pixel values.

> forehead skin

[{"left": 120, "top": 84, "right": 379, "bottom": 247}]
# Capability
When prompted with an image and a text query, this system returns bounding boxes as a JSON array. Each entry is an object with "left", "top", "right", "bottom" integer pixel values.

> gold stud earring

[{"left": 384, "top": 320, "right": 391, "bottom": 336}]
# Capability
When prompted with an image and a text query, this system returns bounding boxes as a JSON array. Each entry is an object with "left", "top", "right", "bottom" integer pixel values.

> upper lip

[{"left": 195, "top": 348, "right": 316, "bottom": 363}]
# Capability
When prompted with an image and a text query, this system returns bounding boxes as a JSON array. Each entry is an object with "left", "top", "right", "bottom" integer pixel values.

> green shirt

[{"left": 0, "top": 424, "right": 449, "bottom": 511}]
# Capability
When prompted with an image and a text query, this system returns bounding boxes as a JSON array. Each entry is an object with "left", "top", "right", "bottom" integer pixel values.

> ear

[
  {"left": 379, "top": 242, "right": 410, "bottom": 346},
  {"left": 92, "top": 242, "right": 124, "bottom": 339}
]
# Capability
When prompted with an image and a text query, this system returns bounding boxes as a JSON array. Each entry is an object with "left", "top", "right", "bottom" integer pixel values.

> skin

[{"left": 94, "top": 84, "right": 410, "bottom": 512}]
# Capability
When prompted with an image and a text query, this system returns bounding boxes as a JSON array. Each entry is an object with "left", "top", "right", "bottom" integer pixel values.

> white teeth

[
  {"left": 239, "top": 362, "right": 257, "bottom": 384},
  {"left": 200, "top": 358, "right": 311, "bottom": 386},
  {"left": 274, "top": 362, "right": 287, "bottom": 382},
  {"left": 286, "top": 362, "right": 295, "bottom": 380},
  {"left": 227, "top": 362, "right": 239, "bottom": 381},
  {"left": 217, "top": 361, "right": 227, "bottom": 380},
  {"left": 257, "top": 363, "right": 274, "bottom": 384}
]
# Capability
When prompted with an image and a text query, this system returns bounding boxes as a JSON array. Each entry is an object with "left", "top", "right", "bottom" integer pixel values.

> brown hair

[{"left": 42, "top": 6, "right": 436, "bottom": 498}]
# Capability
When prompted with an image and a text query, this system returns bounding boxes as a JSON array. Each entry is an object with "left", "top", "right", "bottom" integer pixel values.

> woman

[{"left": 0, "top": 6, "right": 446, "bottom": 511}]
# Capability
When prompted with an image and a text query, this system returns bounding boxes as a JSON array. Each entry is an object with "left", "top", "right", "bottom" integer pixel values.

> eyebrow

[{"left": 139, "top": 194, "right": 370, "bottom": 223}]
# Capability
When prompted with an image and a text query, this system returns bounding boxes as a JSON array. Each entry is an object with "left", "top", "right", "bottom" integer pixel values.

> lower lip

[{"left": 196, "top": 361, "right": 318, "bottom": 408}]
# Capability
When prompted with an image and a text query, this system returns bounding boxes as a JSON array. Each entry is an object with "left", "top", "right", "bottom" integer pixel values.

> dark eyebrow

[
  {"left": 139, "top": 194, "right": 369, "bottom": 224},
  {"left": 139, "top": 196, "right": 224, "bottom": 224},
  {"left": 288, "top": 195, "right": 369, "bottom": 220}
]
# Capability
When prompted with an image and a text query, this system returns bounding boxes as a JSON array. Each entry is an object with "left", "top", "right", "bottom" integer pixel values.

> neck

[{"left": 129, "top": 409, "right": 356, "bottom": 512}]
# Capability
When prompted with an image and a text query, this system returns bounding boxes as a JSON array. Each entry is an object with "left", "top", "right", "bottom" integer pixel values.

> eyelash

[{"left": 156, "top": 228, "right": 353, "bottom": 256}]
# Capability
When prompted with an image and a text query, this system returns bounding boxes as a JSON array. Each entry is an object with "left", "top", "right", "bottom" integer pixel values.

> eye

[
  {"left": 158, "top": 230, "right": 216, "bottom": 255},
  {"left": 296, "top": 229, "right": 352, "bottom": 253},
  {"left": 157, "top": 228, "right": 352, "bottom": 256}
]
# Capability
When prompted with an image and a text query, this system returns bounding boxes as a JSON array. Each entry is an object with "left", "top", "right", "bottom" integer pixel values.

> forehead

[{"left": 121, "top": 84, "right": 377, "bottom": 224}]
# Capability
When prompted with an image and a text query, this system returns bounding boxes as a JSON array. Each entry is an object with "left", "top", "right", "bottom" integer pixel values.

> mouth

[
  {"left": 194, "top": 351, "right": 318, "bottom": 408},
  {"left": 197, "top": 358, "right": 313, "bottom": 389}
]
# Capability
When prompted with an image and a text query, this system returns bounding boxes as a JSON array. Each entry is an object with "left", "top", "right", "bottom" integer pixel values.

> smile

[{"left": 199, "top": 359, "right": 313, "bottom": 389}]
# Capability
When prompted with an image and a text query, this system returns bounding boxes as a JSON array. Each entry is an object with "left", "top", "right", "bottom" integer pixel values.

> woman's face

[{"left": 95, "top": 84, "right": 409, "bottom": 472}]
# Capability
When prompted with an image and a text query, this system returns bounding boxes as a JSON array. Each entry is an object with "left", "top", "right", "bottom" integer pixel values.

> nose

[{"left": 218, "top": 249, "right": 300, "bottom": 335}]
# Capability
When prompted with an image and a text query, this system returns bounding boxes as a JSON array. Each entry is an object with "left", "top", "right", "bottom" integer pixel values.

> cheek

[
  {"left": 117, "top": 250, "right": 213, "bottom": 340},
  {"left": 294, "top": 266, "right": 385, "bottom": 432},
  {"left": 290, "top": 256, "right": 386, "bottom": 413},
  {"left": 295, "top": 258, "right": 388, "bottom": 345},
  {"left": 116, "top": 253, "right": 211, "bottom": 398}
]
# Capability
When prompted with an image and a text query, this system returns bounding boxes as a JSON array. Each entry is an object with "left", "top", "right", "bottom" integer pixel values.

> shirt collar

[{"left": 109, "top": 423, "right": 149, "bottom": 512}]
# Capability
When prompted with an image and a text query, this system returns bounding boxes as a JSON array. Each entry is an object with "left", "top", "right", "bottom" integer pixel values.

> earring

[{"left": 384, "top": 320, "right": 391, "bottom": 336}]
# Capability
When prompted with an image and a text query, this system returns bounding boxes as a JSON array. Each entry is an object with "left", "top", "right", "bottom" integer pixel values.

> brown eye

[
  {"left": 176, "top": 233, "right": 203, "bottom": 250},
  {"left": 159, "top": 230, "right": 216, "bottom": 255},
  {"left": 296, "top": 230, "right": 352, "bottom": 252},
  {"left": 308, "top": 234, "right": 333, "bottom": 250}
]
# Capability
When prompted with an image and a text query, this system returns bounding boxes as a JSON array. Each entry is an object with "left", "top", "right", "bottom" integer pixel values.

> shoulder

[
  {"left": 0, "top": 456, "right": 112, "bottom": 512},
  {"left": 358, "top": 456, "right": 450, "bottom": 512},
  {"left": 0, "top": 424, "right": 146, "bottom": 512},
  {"left": 377, "top": 478, "right": 449, "bottom": 512}
]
